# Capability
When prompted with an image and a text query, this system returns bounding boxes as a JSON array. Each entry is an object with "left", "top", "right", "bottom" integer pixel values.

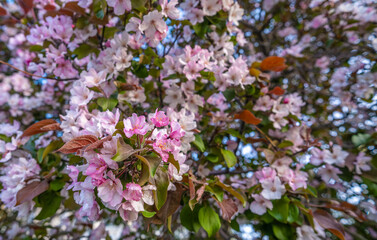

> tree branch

[{"left": 0, "top": 60, "right": 78, "bottom": 81}]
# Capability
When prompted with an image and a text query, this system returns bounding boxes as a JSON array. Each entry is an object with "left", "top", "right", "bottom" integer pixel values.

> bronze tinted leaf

[
  {"left": 16, "top": 180, "right": 49, "bottom": 206},
  {"left": 269, "top": 86, "right": 285, "bottom": 96},
  {"left": 40, "top": 123, "right": 62, "bottom": 131},
  {"left": 260, "top": 56, "right": 287, "bottom": 72},
  {"left": 313, "top": 209, "right": 345, "bottom": 240},
  {"left": 218, "top": 198, "right": 238, "bottom": 222},
  {"left": 18, "top": 0, "right": 34, "bottom": 14},
  {"left": 0, "top": 7, "right": 7, "bottom": 16},
  {"left": 234, "top": 110, "right": 262, "bottom": 125},
  {"left": 150, "top": 184, "right": 184, "bottom": 224},
  {"left": 57, "top": 135, "right": 98, "bottom": 154},
  {"left": 85, "top": 135, "right": 112, "bottom": 152},
  {"left": 22, "top": 119, "right": 59, "bottom": 138}
]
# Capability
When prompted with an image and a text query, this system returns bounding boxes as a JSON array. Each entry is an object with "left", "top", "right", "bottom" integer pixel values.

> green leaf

[
  {"left": 223, "top": 89, "right": 235, "bottom": 101},
  {"left": 131, "top": 0, "right": 147, "bottom": 11},
  {"left": 93, "top": 0, "right": 107, "bottom": 19},
  {"left": 137, "top": 160, "right": 150, "bottom": 186},
  {"left": 104, "top": 27, "right": 118, "bottom": 39},
  {"left": 306, "top": 185, "right": 317, "bottom": 197},
  {"left": 352, "top": 133, "right": 370, "bottom": 147},
  {"left": 142, "top": 210, "right": 156, "bottom": 218},
  {"left": 206, "top": 153, "right": 219, "bottom": 163},
  {"left": 192, "top": 135, "right": 205, "bottom": 152},
  {"left": 215, "top": 181, "right": 246, "bottom": 206},
  {"left": 29, "top": 45, "right": 44, "bottom": 52},
  {"left": 205, "top": 185, "right": 224, "bottom": 202},
  {"left": 198, "top": 205, "right": 221, "bottom": 237},
  {"left": 193, "top": 20, "right": 209, "bottom": 39},
  {"left": 135, "top": 154, "right": 161, "bottom": 177},
  {"left": 37, "top": 148, "right": 45, "bottom": 163},
  {"left": 97, "top": 97, "right": 118, "bottom": 111},
  {"left": 35, "top": 191, "right": 62, "bottom": 220},
  {"left": 230, "top": 219, "right": 240, "bottom": 231},
  {"left": 42, "top": 140, "right": 63, "bottom": 162},
  {"left": 268, "top": 196, "right": 290, "bottom": 223},
  {"left": 180, "top": 204, "right": 201, "bottom": 232},
  {"left": 49, "top": 179, "right": 66, "bottom": 191},
  {"left": 168, "top": 154, "right": 180, "bottom": 172},
  {"left": 221, "top": 149, "right": 237, "bottom": 168},
  {"left": 112, "top": 138, "right": 138, "bottom": 162},
  {"left": 132, "top": 64, "right": 148, "bottom": 78},
  {"left": 73, "top": 44, "right": 95, "bottom": 59},
  {"left": 287, "top": 203, "right": 301, "bottom": 224},
  {"left": 145, "top": 47, "right": 158, "bottom": 57},
  {"left": 154, "top": 168, "right": 169, "bottom": 210},
  {"left": 278, "top": 140, "right": 294, "bottom": 148},
  {"left": 272, "top": 223, "right": 293, "bottom": 240}
]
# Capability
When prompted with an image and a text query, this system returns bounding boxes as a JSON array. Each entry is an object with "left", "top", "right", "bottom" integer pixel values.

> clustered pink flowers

[{"left": 60, "top": 108, "right": 189, "bottom": 222}]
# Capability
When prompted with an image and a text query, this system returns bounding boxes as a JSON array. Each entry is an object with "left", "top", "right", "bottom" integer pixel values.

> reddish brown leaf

[
  {"left": 57, "top": 135, "right": 98, "bottom": 154},
  {"left": 234, "top": 110, "right": 262, "bottom": 125},
  {"left": 0, "top": 7, "right": 7, "bottom": 16},
  {"left": 217, "top": 199, "right": 238, "bottom": 222},
  {"left": 85, "top": 135, "right": 112, "bottom": 152},
  {"left": 260, "top": 56, "right": 287, "bottom": 72},
  {"left": 150, "top": 184, "right": 184, "bottom": 224},
  {"left": 268, "top": 86, "right": 285, "bottom": 96},
  {"left": 313, "top": 209, "right": 345, "bottom": 240},
  {"left": 22, "top": 119, "right": 59, "bottom": 138},
  {"left": 16, "top": 180, "right": 49, "bottom": 206},
  {"left": 18, "top": 0, "right": 34, "bottom": 14},
  {"left": 43, "top": 4, "right": 56, "bottom": 11},
  {"left": 189, "top": 178, "right": 195, "bottom": 200},
  {"left": 63, "top": 2, "right": 86, "bottom": 15},
  {"left": 40, "top": 123, "right": 62, "bottom": 131},
  {"left": 196, "top": 185, "right": 206, "bottom": 202}
]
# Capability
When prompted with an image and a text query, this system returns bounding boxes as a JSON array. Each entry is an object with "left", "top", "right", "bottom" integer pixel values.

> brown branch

[
  {"left": 0, "top": 60, "right": 78, "bottom": 81},
  {"left": 209, "top": 169, "right": 253, "bottom": 176}
]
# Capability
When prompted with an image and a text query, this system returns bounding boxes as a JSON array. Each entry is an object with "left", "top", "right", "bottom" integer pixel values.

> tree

[{"left": 0, "top": 0, "right": 376, "bottom": 239}]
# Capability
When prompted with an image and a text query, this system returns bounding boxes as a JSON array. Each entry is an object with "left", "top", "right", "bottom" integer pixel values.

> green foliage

[
  {"left": 198, "top": 205, "right": 221, "bottom": 237},
  {"left": 192, "top": 134, "right": 205, "bottom": 152},
  {"left": 97, "top": 97, "right": 118, "bottom": 111},
  {"left": 153, "top": 168, "right": 169, "bottom": 210},
  {"left": 180, "top": 204, "right": 201, "bottom": 232},
  {"left": 268, "top": 196, "right": 290, "bottom": 223},
  {"left": 35, "top": 191, "right": 62, "bottom": 220},
  {"left": 221, "top": 149, "right": 237, "bottom": 168}
]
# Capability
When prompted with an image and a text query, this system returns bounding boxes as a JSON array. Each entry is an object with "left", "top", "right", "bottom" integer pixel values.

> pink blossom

[
  {"left": 355, "top": 152, "right": 371, "bottom": 174},
  {"left": 250, "top": 194, "right": 273, "bottom": 215},
  {"left": 255, "top": 167, "right": 276, "bottom": 183},
  {"left": 107, "top": 0, "right": 131, "bottom": 15},
  {"left": 261, "top": 176, "right": 286, "bottom": 200},
  {"left": 85, "top": 156, "right": 107, "bottom": 182},
  {"left": 308, "top": 15, "right": 327, "bottom": 29},
  {"left": 169, "top": 121, "right": 185, "bottom": 140},
  {"left": 160, "top": 0, "right": 180, "bottom": 19},
  {"left": 318, "top": 164, "right": 341, "bottom": 183},
  {"left": 123, "top": 113, "right": 150, "bottom": 138},
  {"left": 281, "top": 169, "right": 308, "bottom": 191},
  {"left": 150, "top": 109, "right": 169, "bottom": 127},
  {"left": 123, "top": 183, "right": 143, "bottom": 201},
  {"left": 153, "top": 132, "right": 173, "bottom": 162},
  {"left": 183, "top": 60, "right": 203, "bottom": 81},
  {"left": 53, "top": 58, "right": 78, "bottom": 79},
  {"left": 97, "top": 171, "right": 124, "bottom": 208},
  {"left": 315, "top": 56, "right": 330, "bottom": 69}
]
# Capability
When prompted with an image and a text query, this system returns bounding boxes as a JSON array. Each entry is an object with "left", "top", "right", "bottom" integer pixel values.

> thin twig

[
  {"left": 209, "top": 169, "right": 253, "bottom": 176},
  {"left": 0, "top": 60, "right": 78, "bottom": 81},
  {"left": 254, "top": 125, "right": 277, "bottom": 150}
]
